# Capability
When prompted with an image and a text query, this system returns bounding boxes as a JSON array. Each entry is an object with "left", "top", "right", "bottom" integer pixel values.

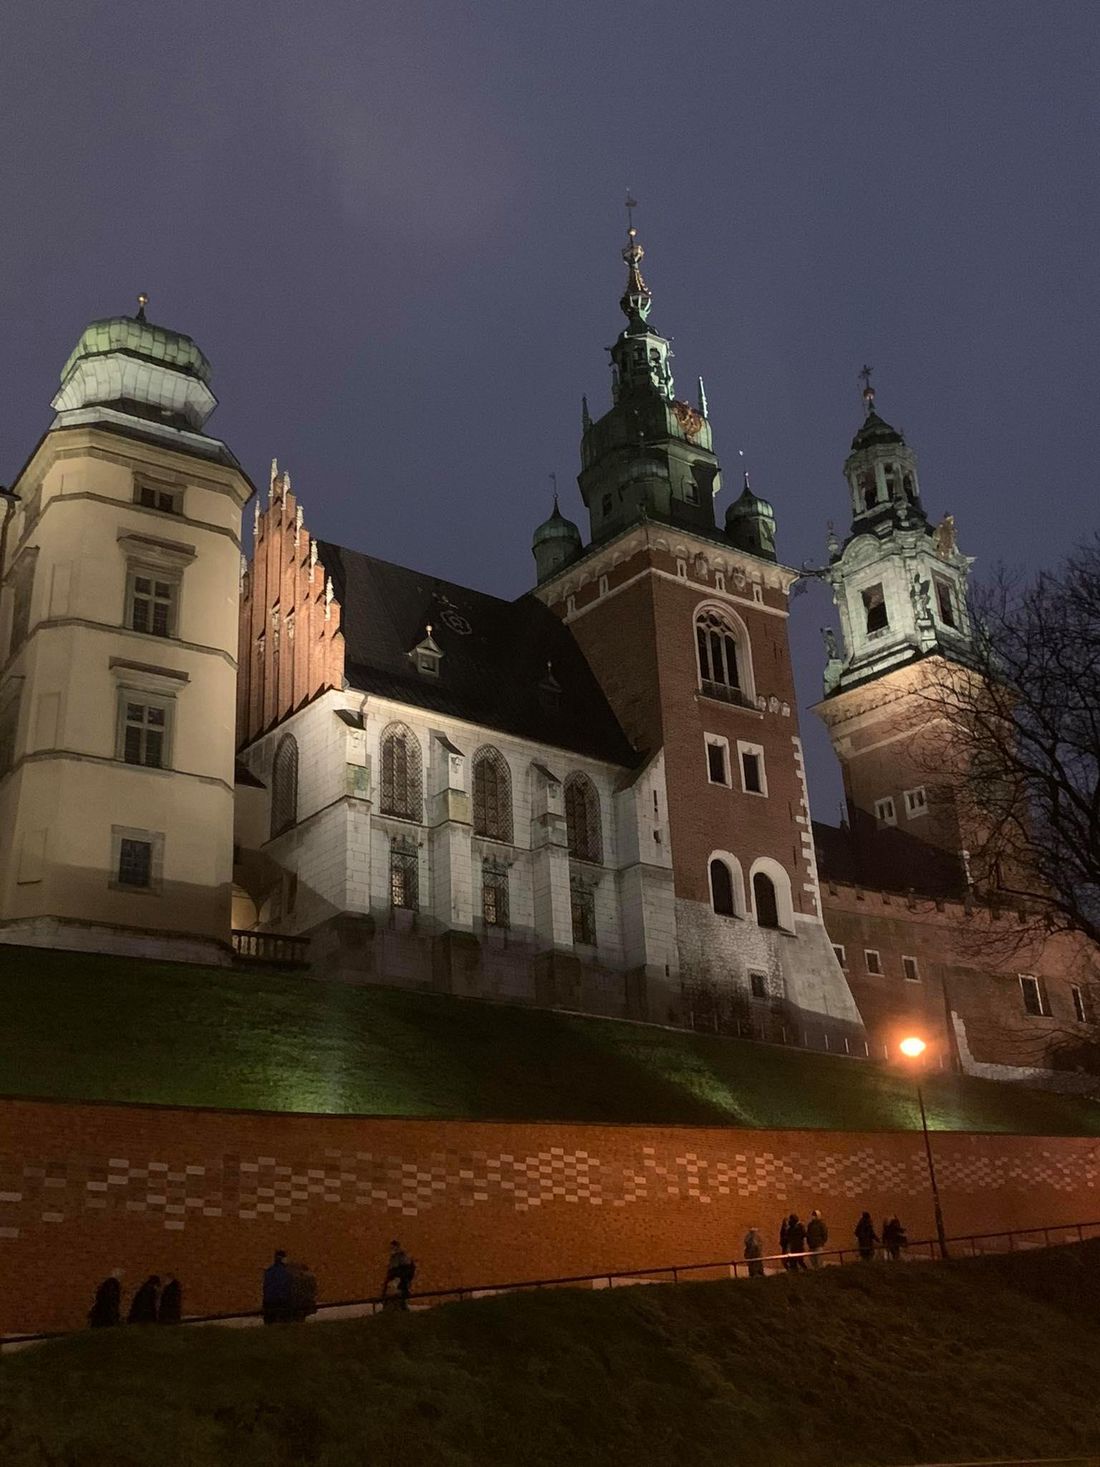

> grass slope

[
  {"left": 3, "top": 945, "right": 1100, "bottom": 1133},
  {"left": 4, "top": 1243, "right": 1100, "bottom": 1466}
]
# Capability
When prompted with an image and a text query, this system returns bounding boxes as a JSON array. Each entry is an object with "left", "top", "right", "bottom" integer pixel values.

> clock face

[{"left": 439, "top": 607, "right": 472, "bottom": 636}]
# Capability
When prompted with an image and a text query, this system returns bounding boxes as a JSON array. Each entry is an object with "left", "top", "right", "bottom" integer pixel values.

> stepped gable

[{"left": 315, "top": 541, "right": 637, "bottom": 766}]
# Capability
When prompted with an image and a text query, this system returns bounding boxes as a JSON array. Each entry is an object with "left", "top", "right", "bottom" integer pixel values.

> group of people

[
  {"left": 88, "top": 1270, "right": 181, "bottom": 1327},
  {"left": 741, "top": 1210, "right": 909, "bottom": 1273}
]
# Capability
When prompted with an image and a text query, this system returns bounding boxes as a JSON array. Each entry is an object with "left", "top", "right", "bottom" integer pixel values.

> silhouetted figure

[
  {"left": 157, "top": 1275, "right": 182, "bottom": 1324},
  {"left": 128, "top": 1274, "right": 160, "bottom": 1324},
  {"left": 786, "top": 1214, "right": 808, "bottom": 1271},
  {"left": 88, "top": 1270, "right": 123, "bottom": 1328},
  {"left": 743, "top": 1226, "right": 765, "bottom": 1278},
  {"left": 855, "top": 1211, "right": 879, "bottom": 1261},
  {"left": 383, "top": 1240, "right": 416, "bottom": 1309},
  {"left": 778, "top": 1216, "right": 791, "bottom": 1270},
  {"left": 289, "top": 1261, "right": 318, "bottom": 1322},
  {"left": 883, "top": 1216, "right": 908, "bottom": 1261},
  {"left": 806, "top": 1209, "right": 829, "bottom": 1267},
  {"left": 262, "top": 1249, "right": 293, "bottom": 1324}
]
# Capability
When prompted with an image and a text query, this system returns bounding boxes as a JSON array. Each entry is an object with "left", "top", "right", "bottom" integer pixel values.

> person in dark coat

[
  {"left": 806, "top": 1209, "right": 829, "bottom": 1267},
  {"left": 883, "top": 1216, "right": 908, "bottom": 1260},
  {"left": 786, "top": 1214, "right": 808, "bottom": 1271},
  {"left": 157, "top": 1274, "right": 182, "bottom": 1324},
  {"left": 127, "top": 1274, "right": 160, "bottom": 1324},
  {"left": 383, "top": 1241, "right": 416, "bottom": 1309},
  {"left": 262, "top": 1249, "right": 293, "bottom": 1324},
  {"left": 778, "top": 1216, "right": 791, "bottom": 1270},
  {"left": 855, "top": 1211, "right": 879, "bottom": 1261},
  {"left": 743, "top": 1226, "right": 765, "bottom": 1278},
  {"left": 289, "top": 1261, "right": 318, "bottom": 1322},
  {"left": 88, "top": 1269, "right": 123, "bottom": 1328}
]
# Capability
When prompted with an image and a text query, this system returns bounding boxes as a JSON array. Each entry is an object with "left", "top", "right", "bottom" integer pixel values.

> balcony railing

[
  {"left": 699, "top": 679, "right": 756, "bottom": 710},
  {"left": 231, "top": 930, "right": 310, "bottom": 967}
]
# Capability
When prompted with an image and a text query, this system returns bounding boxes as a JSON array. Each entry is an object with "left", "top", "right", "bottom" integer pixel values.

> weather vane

[{"left": 859, "top": 363, "right": 875, "bottom": 411}]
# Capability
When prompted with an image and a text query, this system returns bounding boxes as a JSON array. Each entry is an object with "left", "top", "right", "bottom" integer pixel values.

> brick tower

[{"left": 530, "top": 222, "right": 863, "bottom": 1043}]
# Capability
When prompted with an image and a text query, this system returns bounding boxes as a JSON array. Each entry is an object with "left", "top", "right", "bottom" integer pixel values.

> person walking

[
  {"left": 786, "top": 1214, "right": 808, "bottom": 1271},
  {"left": 88, "top": 1269, "right": 123, "bottom": 1328},
  {"left": 383, "top": 1240, "right": 416, "bottom": 1309},
  {"left": 778, "top": 1215, "right": 791, "bottom": 1270},
  {"left": 157, "top": 1274, "right": 182, "bottom": 1324},
  {"left": 883, "top": 1216, "right": 908, "bottom": 1261},
  {"left": 806, "top": 1209, "right": 829, "bottom": 1268},
  {"left": 262, "top": 1249, "right": 294, "bottom": 1324},
  {"left": 743, "top": 1225, "right": 765, "bottom": 1278},
  {"left": 127, "top": 1274, "right": 160, "bottom": 1324},
  {"left": 855, "top": 1211, "right": 878, "bottom": 1261}
]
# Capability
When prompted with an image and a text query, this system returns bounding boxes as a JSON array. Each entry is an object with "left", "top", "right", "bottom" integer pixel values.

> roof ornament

[
  {"left": 859, "top": 363, "right": 875, "bottom": 416},
  {"left": 135, "top": 293, "right": 149, "bottom": 323},
  {"left": 581, "top": 394, "right": 591, "bottom": 432},
  {"left": 620, "top": 192, "right": 652, "bottom": 324}
]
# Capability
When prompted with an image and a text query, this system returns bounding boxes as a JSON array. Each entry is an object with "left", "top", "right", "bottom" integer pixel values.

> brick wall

[{"left": 3, "top": 1098, "right": 1098, "bottom": 1337}]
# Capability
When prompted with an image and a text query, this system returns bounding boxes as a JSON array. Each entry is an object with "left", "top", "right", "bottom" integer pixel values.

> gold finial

[
  {"left": 625, "top": 191, "right": 638, "bottom": 239},
  {"left": 859, "top": 363, "right": 875, "bottom": 414},
  {"left": 136, "top": 293, "right": 149, "bottom": 322}
]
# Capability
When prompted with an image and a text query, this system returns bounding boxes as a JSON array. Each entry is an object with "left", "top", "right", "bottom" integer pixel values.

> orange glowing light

[{"left": 899, "top": 1036, "right": 927, "bottom": 1059}]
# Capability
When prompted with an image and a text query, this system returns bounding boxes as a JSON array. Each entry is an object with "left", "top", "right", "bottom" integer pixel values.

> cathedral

[{"left": 1, "top": 230, "right": 1095, "bottom": 1090}]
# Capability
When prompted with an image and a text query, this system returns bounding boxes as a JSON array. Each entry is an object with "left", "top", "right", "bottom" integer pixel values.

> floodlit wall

[{"left": 2, "top": 1097, "right": 1099, "bottom": 1336}]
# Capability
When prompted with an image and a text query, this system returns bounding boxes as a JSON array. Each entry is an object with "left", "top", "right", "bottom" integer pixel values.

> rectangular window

[
  {"left": 749, "top": 971, "right": 767, "bottom": 999},
  {"left": 128, "top": 573, "right": 177, "bottom": 638},
  {"left": 390, "top": 847, "right": 418, "bottom": 910},
  {"left": 902, "top": 955, "right": 920, "bottom": 982},
  {"left": 874, "top": 796, "right": 897, "bottom": 827},
  {"left": 117, "top": 838, "right": 152, "bottom": 889},
  {"left": 706, "top": 737, "right": 729, "bottom": 786},
  {"left": 903, "top": 786, "right": 928, "bottom": 818},
  {"left": 862, "top": 583, "right": 888, "bottom": 634},
  {"left": 832, "top": 943, "right": 847, "bottom": 968},
  {"left": 865, "top": 949, "right": 883, "bottom": 975},
  {"left": 121, "top": 698, "right": 169, "bottom": 769},
  {"left": 136, "top": 482, "right": 182, "bottom": 516},
  {"left": 570, "top": 881, "right": 597, "bottom": 946},
  {"left": 934, "top": 577, "right": 957, "bottom": 628},
  {"left": 1072, "top": 985, "right": 1088, "bottom": 1024},
  {"left": 482, "top": 869, "right": 510, "bottom": 928},
  {"left": 1019, "top": 974, "right": 1051, "bottom": 1017},
  {"left": 738, "top": 742, "right": 767, "bottom": 797}
]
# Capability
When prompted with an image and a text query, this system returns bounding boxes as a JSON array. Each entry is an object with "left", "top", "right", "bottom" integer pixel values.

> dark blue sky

[{"left": 3, "top": 0, "right": 1097, "bottom": 810}]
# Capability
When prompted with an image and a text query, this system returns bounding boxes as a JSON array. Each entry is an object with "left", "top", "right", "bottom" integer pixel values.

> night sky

[{"left": 3, "top": 0, "right": 1097, "bottom": 810}]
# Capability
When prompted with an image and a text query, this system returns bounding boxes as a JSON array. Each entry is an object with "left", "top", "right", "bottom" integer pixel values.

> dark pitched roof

[
  {"left": 315, "top": 542, "right": 636, "bottom": 767},
  {"left": 812, "top": 820, "right": 858, "bottom": 884}
]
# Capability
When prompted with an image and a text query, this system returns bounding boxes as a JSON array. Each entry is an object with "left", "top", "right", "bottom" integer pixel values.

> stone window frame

[
  {"left": 564, "top": 771, "right": 603, "bottom": 865},
  {"left": 708, "top": 851, "right": 746, "bottom": 919},
  {"left": 1019, "top": 973, "right": 1051, "bottom": 1018},
  {"left": 748, "top": 856, "right": 794, "bottom": 933},
  {"left": 472, "top": 745, "right": 514, "bottom": 844},
  {"left": 109, "top": 824, "right": 165, "bottom": 895},
  {"left": 379, "top": 721, "right": 424, "bottom": 823},
  {"left": 902, "top": 954, "right": 920, "bottom": 982},
  {"left": 704, "top": 733, "right": 731, "bottom": 787},
  {"left": 865, "top": 948, "right": 883, "bottom": 976},
  {"left": 903, "top": 786, "right": 928, "bottom": 819},
  {"left": 933, "top": 575, "right": 958, "bottom": 629},
  {"left": 481, "top": 861, "right": 510, "bottom": 929},
  {"left": 749, "top": 970, "right": 768, "bottom": 1000},
  {"left": 874, "top": 795, "right": 897, "bottom": 827},
  {"left": 861, "top": 581, "right": 889, "bottom": 636},
  {"left": 569, "top": 874, "right": 598, "bottom": 948},
  {"left": 389, "top": 838, "right": 419, "bottom": 911},
  {"left": 117, "top": 531, "right": 196, "bottom": 644},
  {"left": 117, "top": 692, "right": 173, "bottom": 769},
  {"left": 832, "top": 943, "right": 847, "bottom": 969},
  {"left": 1071, "top": 985, "right": 1089, "bottom": 1024},
  {"left": 694, "top": 601, "right": 756, "bottom": 708},
  {"left": 109, "top": 660, "right": 188, "bottom": 772},
  {"left": 134, "top": 477, "right": 184, "bottom": 517},
  {"left": 737, "top": 740, "right": 767, "bottom": 797}
]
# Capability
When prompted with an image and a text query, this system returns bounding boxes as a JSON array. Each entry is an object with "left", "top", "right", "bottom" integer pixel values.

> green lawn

[
  {"left": 4, "top": 1241, "right": 1100, "bottom": 1466},
  {"left": 3, "top": 945, "right": 1099, "bottom": 1133}
]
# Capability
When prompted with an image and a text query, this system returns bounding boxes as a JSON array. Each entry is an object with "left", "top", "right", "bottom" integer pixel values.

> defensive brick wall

[{"left": 3, "top": 1099, "right": 1100, "bottom": 1337}]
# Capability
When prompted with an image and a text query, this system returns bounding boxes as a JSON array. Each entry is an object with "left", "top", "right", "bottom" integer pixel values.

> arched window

[
  {"left": 380, "top": 722, "right": 423, "bottom": 821},
  {"left": 270, "top": 733, "right": 298, "bottom": 838},
  {"left": 695, "top": 607, "right": 743, "bottom": 703},
  {"left": 565, "top": 772, "right": 603, "bottom": 864},
  {"left": 472, "top": 746, "right": 513, "bottom": 842},
  {"left": 710, "top": 859, "right": 735, "bottom": 917},
  {"left": 753, "top": 871, "right": 780, "bottom": 929}
]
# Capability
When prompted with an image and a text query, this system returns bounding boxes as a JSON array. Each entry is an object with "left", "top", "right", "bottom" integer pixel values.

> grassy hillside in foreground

[
  {"left": 4, "top": 1243, "right": 1100, "bottom": 1467},
  {"left": 2, "top": 944, "right": 1100, "bottom": 1133}
]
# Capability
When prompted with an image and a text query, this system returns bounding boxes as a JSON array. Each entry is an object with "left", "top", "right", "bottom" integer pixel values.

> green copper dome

[
  {"left": 725, "top": 476, "right": 778, "bottom": 562},
  {"left": 533, "top": 500, "right": 582, "bottom": 546},
  {"left": 532, "top": 498, "right": 582, "bottom": 584},
  {"left": 59, "top": 314, "right": 211, "bottom": 386}
]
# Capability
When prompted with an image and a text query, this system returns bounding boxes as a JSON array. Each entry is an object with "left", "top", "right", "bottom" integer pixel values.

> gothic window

[
  {"left": 380, "top": 722, "right": 423, "bottom": 821},
  {"left": 270, "top": 733, "right": 299, "bottom": 837},
  {"left": 934, "top": 576, "right": 957, "bottom": 628},
  {"left": 570, "top": 878, "right": 597, "bottom": 946},
  {"left": 862, "top": 583, "right": 888, "bottom": 634},
  {"left": 565, "top": 772, "right": 602, "bottom": 864},
  {"left": 128, "top": 572, "right": 177, "bottom": 638},
  {"left": 390, "top": 843, "right": 418, "bottom": 910},
  {"left": 710, "top": 859, "right": 735, "bottom": 917},
  {"left": 696, "top": 607, "right": 743, "bottom": 703},
  {"left": 121, "top": 697, "right": 170, "bottom": 769},
  {"left": 753, "top": 871, "right": 780, "bottom": 930},
  {"left": 482, "top": 866, "right": 509, "bottom": 928},
  {"left": 472, "top": 746, "right": 513, "bottom": 842}
]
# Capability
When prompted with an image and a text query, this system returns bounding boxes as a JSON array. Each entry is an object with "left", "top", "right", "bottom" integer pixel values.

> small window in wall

[
  {"left": 902, "top": 955, "right": 920, "bottom": 982},
  {"left": 875, "top": 796, "right": 897, "bottom": 827},
  {"left": 136, "top": 482, "right": 182, "bottom": 515},
  {"left": 749, "top": 971, "right": 767, "bottom": 999},
  {"left": 128, "top": 572, "right": 177, "bottom": 638},
  {"left": 862, "top": 583, "right": 888, "bottom": 634},
  {"left": 832, "top": 943, "right": 847, "bottom": 968},
  {"left": 934, "top": 577, "right": 958, "bottom": 628},
  {"left": 753, "top": 872, "right": 780, "bottom": 929},
  {"left": 705, "top": 736, "right": 730, "bottom": 786},
  {"left": 710, "top": 859, "right": 736, "bottom": 917},
  {"left": 570, "top": 879, "right": 597, "bottom": 946},
  {"left": 1020, "top": 974, "right": 1051, "bottom": 1017},
  {"left": 482, "top": 867, "right": 510, "bottom": 928},
  {"left": 739, "top": 743, "right": 766, "bottom": 796},
  {"left": 120, "top": 697, "right": 169, "bottom": 769},
  {"left": 117, "top": 838, "right": 152, "bottom": 889},
  {"left": 1072, "top": 985, "right": 1089, "bottom": 1024},
  {"left": 904, "top": 786, "right": 927, "bottom": 818},
  {"left": 865, "top": 949, "right": 883, "bottom": 975},
  {"left": 390, "top": 844, "right": 418, "bottom": 910},
  {"left": 110, "top": 825, "right": 163, "bottom": 893}
]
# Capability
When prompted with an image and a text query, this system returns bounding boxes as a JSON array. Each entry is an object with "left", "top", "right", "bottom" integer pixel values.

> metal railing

[
  {"left": 231, "top": 930, "right": 310, "bottom": 966},
  {"left": 4, "top": 1218, "right": 1098, "bottom": 1353}
]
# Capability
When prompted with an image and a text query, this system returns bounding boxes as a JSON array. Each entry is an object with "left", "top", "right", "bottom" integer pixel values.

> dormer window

[
  {"left": 409, "top": 624, "right": 443, "bottom": 678},
  {"left": 862, "top": 583, "right": 888, "bottom": 634}
]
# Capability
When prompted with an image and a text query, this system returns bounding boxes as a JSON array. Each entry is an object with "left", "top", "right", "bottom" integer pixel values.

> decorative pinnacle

[
  {"left": 620, "top": 193, "right": 652, "bottom": 324},
  {"left": 136, "top": 293, "right": 149, "bottom": 322},
  {"left": 859, "top": 363, "right": 875, "bottom": 415}
]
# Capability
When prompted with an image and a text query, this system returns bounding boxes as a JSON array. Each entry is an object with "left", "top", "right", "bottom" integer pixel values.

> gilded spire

[
  {"left": 620, "top": 193, "right": 652, "bottom": 325},
  {"left": 859, "top": 363, "right": 875, "bottom": 416}
]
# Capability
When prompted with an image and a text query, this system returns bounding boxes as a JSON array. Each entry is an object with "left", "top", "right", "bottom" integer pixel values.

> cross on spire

[
  {"left": 625, "top": 191, "right": 638, "bottom": 237},
  {"left": 859, "top": 363, "right": 876, "bottom": 414}
]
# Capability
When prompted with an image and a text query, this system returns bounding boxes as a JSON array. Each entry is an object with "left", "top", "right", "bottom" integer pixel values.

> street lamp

[{"left": 899, "top": 1036, "right": 949, "bottom": 1259}]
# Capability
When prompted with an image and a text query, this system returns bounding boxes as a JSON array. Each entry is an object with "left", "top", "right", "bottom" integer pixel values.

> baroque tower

[
  {"left": 0, "top": 299, "right": 252, "bottom": 958},
  {"left": 815, "top": 373, "right": 979, "bottom": 892}
]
